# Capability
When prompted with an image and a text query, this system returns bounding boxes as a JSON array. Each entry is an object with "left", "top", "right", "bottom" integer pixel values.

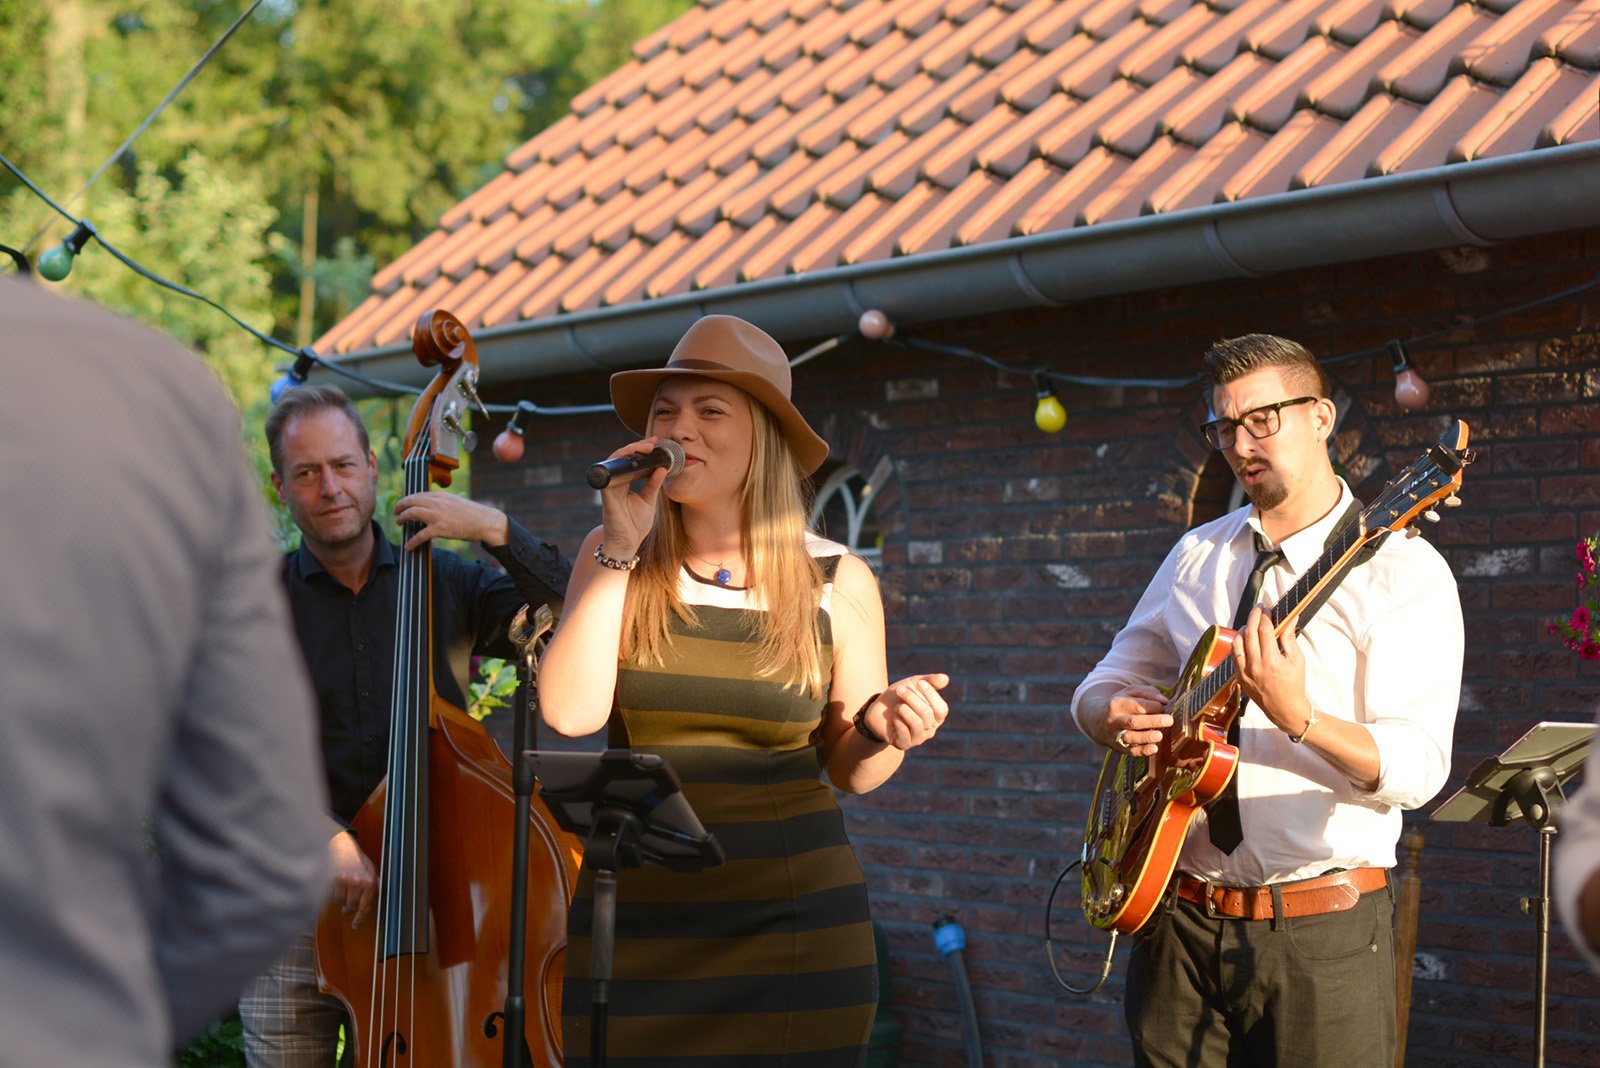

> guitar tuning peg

[
  {"left": 1444, "top": 494, "right": 1461, "bottom": 507},
  {"left": 1405, "top": 525, "right": 1421, "bottom": 538},
  {"left": 1423, "top": 509, "right": 1440, "bottom": 523}
]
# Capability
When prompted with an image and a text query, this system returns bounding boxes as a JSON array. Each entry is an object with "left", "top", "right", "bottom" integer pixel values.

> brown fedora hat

[{"left": 610, "top": 315, "right": 830, "bottom": 477}]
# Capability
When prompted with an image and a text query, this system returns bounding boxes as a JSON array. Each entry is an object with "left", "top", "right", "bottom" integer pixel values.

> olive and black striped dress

[{"left": 562, "top": 543, "right": 877, "bottom": 1067}]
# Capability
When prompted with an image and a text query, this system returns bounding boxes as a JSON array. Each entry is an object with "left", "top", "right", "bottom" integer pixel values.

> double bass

[{"left": 315, "top": 309, "right": 582, "bottom": 1066}]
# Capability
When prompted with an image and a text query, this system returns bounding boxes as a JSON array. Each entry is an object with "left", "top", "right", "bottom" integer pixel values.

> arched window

[{"left": 809, "top": 463, "right": 882, "bottom": 561}]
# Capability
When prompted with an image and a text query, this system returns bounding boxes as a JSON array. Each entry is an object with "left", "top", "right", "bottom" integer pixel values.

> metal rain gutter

[{"left": 311, "top": 141, "right": 1600, "bottom": 395}]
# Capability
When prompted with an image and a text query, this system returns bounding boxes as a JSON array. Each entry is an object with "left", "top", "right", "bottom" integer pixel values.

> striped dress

[{"left": 561, "top": 542, "right": 877, "bottom": 1067}]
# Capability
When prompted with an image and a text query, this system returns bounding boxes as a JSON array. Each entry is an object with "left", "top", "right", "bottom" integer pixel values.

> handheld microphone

[{"left": 587, "top": 439, "right": 685, "bottom": 489}]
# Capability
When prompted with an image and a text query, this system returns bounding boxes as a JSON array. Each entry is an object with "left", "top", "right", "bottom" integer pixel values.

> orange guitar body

[{"left": 1081, "top": 627, "right": 1242, "bottom": 934}]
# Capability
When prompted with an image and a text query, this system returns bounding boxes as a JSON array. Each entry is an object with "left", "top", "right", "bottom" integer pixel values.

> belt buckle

[{"left": 1201, "top": 880, "right": 1234, "bottom": 920}]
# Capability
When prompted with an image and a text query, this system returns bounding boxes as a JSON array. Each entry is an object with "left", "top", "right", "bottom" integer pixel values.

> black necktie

[{"left": 1207, "top": 537, "right": 1283, "bottom": 854}]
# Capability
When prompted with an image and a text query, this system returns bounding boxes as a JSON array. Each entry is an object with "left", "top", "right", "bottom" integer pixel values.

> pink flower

[
  {"left": 1547, "top": 622, "right": 1560, "bottom": 635},
  {"left": 1581, "top": 643, "right": 1600, "bottom": 662},
  {"left": 1579, "top": 541, "right": 1597, "bottom": 574},
  {"left": 1574, "top": 606, "right": 1592, "bottom": 632}
]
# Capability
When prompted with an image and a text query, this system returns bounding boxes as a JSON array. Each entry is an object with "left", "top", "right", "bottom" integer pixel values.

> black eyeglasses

[{"left": 1200, "top": 396, "right": 1317, "bottom": 451}]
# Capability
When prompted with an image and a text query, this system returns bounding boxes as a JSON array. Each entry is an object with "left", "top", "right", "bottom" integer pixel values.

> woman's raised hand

[
  {"left": 598, "top": 436, "right": 670, "bottom": 560},
  {"left": 869, "top": 673, "right": 951, "bottom": 751}
]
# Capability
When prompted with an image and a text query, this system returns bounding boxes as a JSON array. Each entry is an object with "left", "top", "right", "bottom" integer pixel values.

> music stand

[
  {"left": 1432, "top": 721, "right": 1596, "bottom": 1068},
  {"left": 524, "top": 748, "right": 724, "bottom": 1068}
]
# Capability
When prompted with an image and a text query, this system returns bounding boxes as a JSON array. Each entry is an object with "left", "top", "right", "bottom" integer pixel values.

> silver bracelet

[{"left": 592, "top": 543, "right": 639, "bottom": 572}]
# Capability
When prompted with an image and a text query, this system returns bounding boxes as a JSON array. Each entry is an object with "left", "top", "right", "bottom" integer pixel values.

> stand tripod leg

[{"left": 1536, "top": 826, "right": 1554, "bottom": 1068}]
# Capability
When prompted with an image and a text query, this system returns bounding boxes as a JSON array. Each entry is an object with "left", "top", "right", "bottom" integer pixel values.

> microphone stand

[{"left": 500, "top": 604, "right": 553, "bottom": 1068}]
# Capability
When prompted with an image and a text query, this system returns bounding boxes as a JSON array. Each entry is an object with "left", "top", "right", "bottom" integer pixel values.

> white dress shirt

[{"left": 1071, "top": 482, "right": 1465, "bottom": 885}]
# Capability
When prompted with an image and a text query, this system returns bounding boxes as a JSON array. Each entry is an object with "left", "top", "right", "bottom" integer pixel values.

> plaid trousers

[{"left": 239, "top": 933, "right": 349, "bottom": 1068}]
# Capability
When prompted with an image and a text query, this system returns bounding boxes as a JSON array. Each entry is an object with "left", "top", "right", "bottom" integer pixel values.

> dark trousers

[{"left": 1125, "top": 883, "right": 1396, "bottom": 1068}]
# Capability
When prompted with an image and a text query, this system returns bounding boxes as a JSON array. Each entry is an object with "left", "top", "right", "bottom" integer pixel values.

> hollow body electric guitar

[{"left": 1081, "top": 420, "right": 1474, "bottom": 935}]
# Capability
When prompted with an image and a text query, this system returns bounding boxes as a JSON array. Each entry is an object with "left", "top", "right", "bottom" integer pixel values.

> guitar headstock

[
  {"left": 1362, "top": 419, "right": 1475, "bottom": 537},
  {"left": 404, "top": 310, "right": 489, "bottom": 488}
]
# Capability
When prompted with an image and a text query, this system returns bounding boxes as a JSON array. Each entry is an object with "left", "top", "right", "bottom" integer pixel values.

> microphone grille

[{"left": 658, "top": 438, "right": 686, "bottom": 476}]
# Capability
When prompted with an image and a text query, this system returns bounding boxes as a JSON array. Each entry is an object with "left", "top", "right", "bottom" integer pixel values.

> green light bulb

[
  {"left": 37, "top": 243, "right": 74, "bottom": 282},
  {"left": 1034, "top": 388, "right": 1066, "bottom": 433}
]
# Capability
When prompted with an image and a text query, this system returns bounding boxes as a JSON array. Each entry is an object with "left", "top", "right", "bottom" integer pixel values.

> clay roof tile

[
  {"left": 1537, "top": 0, "right": 1600, "bottom": 69},
  {"left": 1079, "top": 134, "right": 1197, "bottom": 223},
  {"left": 1292, "top": 93, "right": 1424, "bottom": 188},
  {"left": 841, "top": 181, "right": 943, "bottom": 263},
  {"left": 1459, "top": 0, "right": 1570, "bottom": 87},
  {"left": 1452, "top": 56, "right": 1597, "bottom": 160},
  {"left": 954, "top": 156, "right": 1062, "bottom": 244},
  {"left": 1377, "top": 4, "right": 1499, "bottom": 103},
  {"left": 1119, "top": 3, "right": 1218, "bottom": 87},
  {"left": 1241, "top": 0, "right": 1333, "bottom": 61},
  {"left": 1369, "top": 75, "right": 1505, "bottom": 175},
  {"left": 789, "top": 192, "right": 894, "bottom": 271},
  {"left": 1230, "top": 34, "right": 1343, "bottom": 131},
  {"left": 1015, "top": 146, "right": 1128, "bottom": 235},
  {"left": 897, "top": 168, "right": 1006, "bottom": 253},
  {"left": 686, "top": 217, "right": 782, "bottom": 293},
  {"left": 977, "top": 92, "right": 1078, "bottom": 176},
  {"left": 1314, "top": 0, "right": 1391, "bottom": 46},
  {"left": 1160, "top": 51, "right": 1270, "bottom": 146},
  {"left": 922, "top": 106, "right": 1025, "bottom": 187},
  {"left": 1219, "top": 107, "right": 1342, "bottom": 199},
  {"left": 1300, "top": 21, "right": 1419, "bottom": 119},
  {"left": 1144, "top": 121, "right": 1268, "bottom": 213},
  {"left": 1539, "top": 65, "right": 1600, "bottom": 143}
]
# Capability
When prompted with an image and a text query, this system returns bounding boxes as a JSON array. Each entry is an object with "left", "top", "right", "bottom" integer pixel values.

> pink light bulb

[{"left": 1394, "top": 368, "right": 1430, "bottom": 411}]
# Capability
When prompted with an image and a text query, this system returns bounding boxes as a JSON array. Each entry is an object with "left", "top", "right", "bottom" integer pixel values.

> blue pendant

[{"left": 715, "top": 567, "right": 733, "bottom": 585}]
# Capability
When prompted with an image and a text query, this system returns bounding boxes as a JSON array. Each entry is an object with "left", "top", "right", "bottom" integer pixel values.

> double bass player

[{"left": 240, "top": 383, "right": 570, "bottom": 1067}]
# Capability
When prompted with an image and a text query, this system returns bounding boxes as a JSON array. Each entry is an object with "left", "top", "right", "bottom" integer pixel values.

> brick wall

[{"left": 473, "top": 225, "right": 1600, "bottom": 1067}]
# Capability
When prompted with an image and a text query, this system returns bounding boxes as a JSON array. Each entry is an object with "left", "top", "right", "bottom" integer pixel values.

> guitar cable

[{"left": 1043, "top": 859, "right": 1120, "bottom": 996}]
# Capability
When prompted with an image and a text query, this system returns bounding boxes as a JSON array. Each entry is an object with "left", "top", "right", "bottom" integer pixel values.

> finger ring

[{"left": 1114, "top": 729, "right": 1128, "bottom": 749}]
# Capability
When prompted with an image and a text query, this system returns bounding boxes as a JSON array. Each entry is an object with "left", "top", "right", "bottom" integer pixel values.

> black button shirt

[{"left": 281, "top": 520, "right": 569, "bottom": 824}]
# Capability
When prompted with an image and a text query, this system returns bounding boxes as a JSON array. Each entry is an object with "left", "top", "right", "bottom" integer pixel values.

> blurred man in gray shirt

[{"left": 0, "top": 278, "right": 329, "bottom": 1066}]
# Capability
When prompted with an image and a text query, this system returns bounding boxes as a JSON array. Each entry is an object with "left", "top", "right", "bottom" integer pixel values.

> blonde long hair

[{"left": 621, "top": 394, "right": 827, "bottom": 698}]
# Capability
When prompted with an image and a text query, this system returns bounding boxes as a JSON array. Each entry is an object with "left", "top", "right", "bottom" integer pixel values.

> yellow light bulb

[{"left": 1034, "top": 388, "right": 1066, "bottom": 433}]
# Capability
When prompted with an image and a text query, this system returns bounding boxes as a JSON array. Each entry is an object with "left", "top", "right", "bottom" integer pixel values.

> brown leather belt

[{"left": 1174, "top": 867, "right": 1389, "bottom": 920}]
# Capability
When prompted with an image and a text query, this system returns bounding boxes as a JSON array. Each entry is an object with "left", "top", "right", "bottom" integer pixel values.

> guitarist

[{"left": 1071, "top": 335, "right": 1464, "bottom": 1067}]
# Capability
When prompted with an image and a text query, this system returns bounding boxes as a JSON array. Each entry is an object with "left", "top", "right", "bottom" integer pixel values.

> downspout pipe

[{"left": 314, "top": 142, "right": 1600, "bottom": 396}]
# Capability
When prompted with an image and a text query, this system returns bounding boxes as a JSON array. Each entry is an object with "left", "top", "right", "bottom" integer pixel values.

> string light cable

[
  {"left": 5, "top": 144, "right": 1599, "bottom": 442},
  {"left": 19, "top": 0, "right": 271, "bottom": 257}
]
